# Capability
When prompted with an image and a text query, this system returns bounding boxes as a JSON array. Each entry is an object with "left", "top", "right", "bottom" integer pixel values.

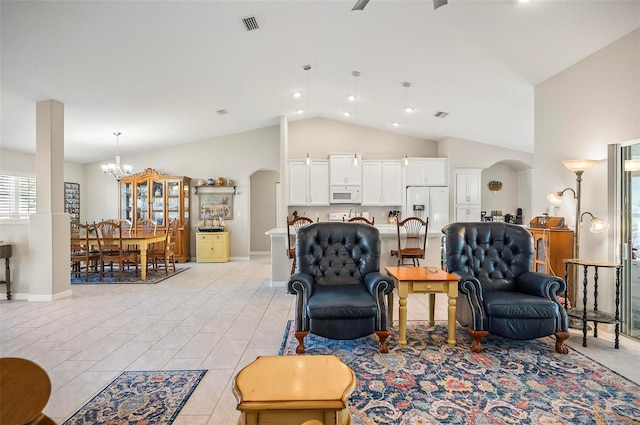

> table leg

[
  {"left": 4, "top": 258, "right": 10, "bottom": 301},
  {"left": 398, "top": 282, "right": 408, "bottom": 346},
  {"left": 140, "top": 242, "right": 148, "bottom": 281},
  {"left": 428, "top": 293, "right": 435, "bottom": 327},
  {"left": 447, "top": 283, "right": 457, "bottom": 346}
]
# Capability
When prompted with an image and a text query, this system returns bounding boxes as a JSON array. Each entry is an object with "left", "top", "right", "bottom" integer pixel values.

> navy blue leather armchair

[
  {"left": 442, "top": 222, "right": 569, "bottom": 354},
  {"left": 287, "top": 222, "right": 394, "bottom": 354}
]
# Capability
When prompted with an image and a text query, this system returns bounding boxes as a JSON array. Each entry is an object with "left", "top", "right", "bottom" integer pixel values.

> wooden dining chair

[
  {"left": 286, "top": 215, "right": 315, "bottom": 275},
  {"left": 95, "top": 220, "right": 139, "bottom": 281},
  {"left": 70, "top": 222, "right": 100, "bottom": 282},
  {"left": 148, "top": 218, "right": 178, "bottom": 275},
  {"left": 346, "top": 216, "right": 375, "bottom": 225},
  {"left": 395, "top": 217, "right": 428, "bottom": 266}
]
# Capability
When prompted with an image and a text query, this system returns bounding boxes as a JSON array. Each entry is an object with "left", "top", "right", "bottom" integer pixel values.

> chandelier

[{"left": 100, "top": 132, "right": 133, "bottom": 180}]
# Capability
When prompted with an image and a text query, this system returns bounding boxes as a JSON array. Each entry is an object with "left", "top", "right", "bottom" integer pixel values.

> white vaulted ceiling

[{"left": 1, "top": 0, "right": 639, "bottom": 163}]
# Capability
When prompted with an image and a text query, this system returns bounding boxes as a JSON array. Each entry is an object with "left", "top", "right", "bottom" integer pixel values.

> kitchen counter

[{"left": 266, "top": 225, "right": 444, "bottom": 283}]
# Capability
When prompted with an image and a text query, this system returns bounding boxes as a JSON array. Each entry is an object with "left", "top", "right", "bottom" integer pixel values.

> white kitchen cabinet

[
  {"left": 330, "top": 154, "right": 362, "bottom": 186},
  {"left": 288, "top": 160, "right": 329, "bottom": 206},
  {"left": 456, "top": 206, "right": 481, "bottom": 222},
  {"left": 406, "top": 158, "right": 448, "bottom": 186},
  {"left": 362, "top": 160, "right": 402, "bottom": 206},
  {"left": 454, "top": 168, "right": 482, "bottom": 222}
]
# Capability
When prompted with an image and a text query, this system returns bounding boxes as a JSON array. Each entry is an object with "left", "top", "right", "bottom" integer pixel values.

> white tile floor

[{"left": 1, "top": 255, "right": 639, "bottom": 424}]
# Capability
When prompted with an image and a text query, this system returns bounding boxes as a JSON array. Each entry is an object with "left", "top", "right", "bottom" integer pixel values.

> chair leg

[
  {"left": 294, "top": 331, "right": 308, "bottom": 354},
  {"left": 375, "top": 330, "right": 390, "bottom": 353},
  {"left": 291, "top": 257, "right": 296, "bottom": 275},
  {"left": 554, "top": 331, "right": 570, "bottom": 354},
  {"left": 467, "top": 328, "right": 488, "bottom": 353}
]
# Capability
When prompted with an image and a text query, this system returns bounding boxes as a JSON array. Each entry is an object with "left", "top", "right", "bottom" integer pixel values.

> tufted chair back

[
  {"left": 296, "top": 222, "right": 381, "bottom": 286},
  {"left": 443, "top": 221, "right": 534, "bottom": 293}
]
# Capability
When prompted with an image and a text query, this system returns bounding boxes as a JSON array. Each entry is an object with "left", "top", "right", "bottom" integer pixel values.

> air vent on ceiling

[
  {"left": 216, "top": 109, "right": 229, "bottom": 115},
  {"left": 434, "top": 111, "right": 449, "bottom": 118},
  {"left": 241, "top": 15, "right": 259, "bottom": 31}
]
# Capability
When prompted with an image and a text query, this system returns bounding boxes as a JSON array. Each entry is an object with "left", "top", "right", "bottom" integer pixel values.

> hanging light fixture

[
  {"left": 402, "top": 82, "right": 411, "bottom": 166},
  {"left": 100, "top": 132, "right": 133, "bottom": 180},
  {"left": 351, "top": 71, "right": 361, "bottom": 166},
  {"left": 303, "top": 64, "right": 312, "bottom": 166}
]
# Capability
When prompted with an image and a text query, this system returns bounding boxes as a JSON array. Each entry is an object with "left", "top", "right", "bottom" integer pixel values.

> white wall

[
  {"left": 0, "top": 149, "right": 85, "bottom": 298},
  {"left": 534, "top": 28, "right": 640, "bottom": 312},
  {"left": 83, "top": 125, "right": 281, "bottom": 259},
  {"left": 250, "top": 169, "right": 279, "bottom": 252}
]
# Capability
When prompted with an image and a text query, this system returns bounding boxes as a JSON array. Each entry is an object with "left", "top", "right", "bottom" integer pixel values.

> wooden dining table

[{"left": 89, "top": 233, "right": 167, "bottom": 281}]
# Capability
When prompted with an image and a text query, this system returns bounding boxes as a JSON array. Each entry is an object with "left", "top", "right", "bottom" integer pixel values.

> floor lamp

[{"left": 547, "top": 159, "right": 597, "bottom": 309}]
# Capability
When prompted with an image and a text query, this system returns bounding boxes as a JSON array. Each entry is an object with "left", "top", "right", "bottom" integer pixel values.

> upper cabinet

[
  {"left": 119, "top": 168, "right": 191, "bottom": 262},
  {"left": 406, "top": 158, "right": 448, "bottom": 186},
  {"left": 330, "top": 154, "right": 362, "bottom": 186},
  {"left": 454, "top": 168, "right": 482, "bottom": 222},
  {"left": 361, "top": 160, "right": 402, "bottom": 206},
  {"left": 288, "top": 160, "right": 330, "bottom": 206}
]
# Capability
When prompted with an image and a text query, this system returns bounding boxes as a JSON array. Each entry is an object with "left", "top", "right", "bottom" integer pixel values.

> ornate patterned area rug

[
  {"left": 61, "top": 370, "right": 206, "bottom": 424},
  {"left": 70, "top": 266, "right": 189, "bottom": 284},
  {"left": 279, "top": 320, "right": 640, "bottom": 424}
]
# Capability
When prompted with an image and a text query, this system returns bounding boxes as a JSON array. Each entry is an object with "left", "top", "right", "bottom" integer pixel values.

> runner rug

[
  {"left": 61, "top": 370, "right": 206, "bottom": 424},
  {"left": 279, "top": 320, "right": 640, "bottom": 424},
  {"left": 70, "top": 266, "right": 189, "bottom": 284}
]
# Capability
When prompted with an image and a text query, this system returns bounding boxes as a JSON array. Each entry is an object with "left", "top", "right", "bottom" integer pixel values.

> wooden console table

[
  {"left": 563, "top": 259, "right": 622, "bottom": 348},
  {"left": 0, "top": 243, "right": 11, "bottom": 300}
]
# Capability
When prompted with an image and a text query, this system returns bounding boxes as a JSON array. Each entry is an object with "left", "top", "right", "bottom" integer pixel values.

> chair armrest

[
  {"left": 363, "top": 272, "right": 394, "bottom": 297},
  {"left": 287, "top": 273, "right": 314, "bottom": 295},
  {"left": 454, "top": 272, "right": 483, "bottom": 299},
  {"left": 517, "top": 272, "right": 567, "bottom": 300},
  {"left": 287, "top": 273, "right": 315, "bottom": 333}
]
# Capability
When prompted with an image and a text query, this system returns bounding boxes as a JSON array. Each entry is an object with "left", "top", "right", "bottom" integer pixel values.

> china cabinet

[
  {"left": 64, "top": 182, "right": 80, "bottom": 223},
  {"left": 119, "top": 168, "right": 191, "bottom": 262}
]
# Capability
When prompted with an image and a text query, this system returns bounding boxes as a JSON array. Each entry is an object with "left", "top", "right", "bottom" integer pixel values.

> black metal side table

[
  {"left": 0, "top": 243, "right": 11, "bottom": 300},
  {"left": 563, "top": 258, "right": 622, "bottom": 348}
]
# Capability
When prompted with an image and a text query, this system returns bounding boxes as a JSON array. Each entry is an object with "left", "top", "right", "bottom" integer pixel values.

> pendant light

[
  {"left": 402, "top": 82, "right": 412, "bottom": 166},
  {"left": 303, "top": 65, "right": 312, "bottom": 166},
  {"left": 352, "top": 71, "right": 360, "bottom": 166}
]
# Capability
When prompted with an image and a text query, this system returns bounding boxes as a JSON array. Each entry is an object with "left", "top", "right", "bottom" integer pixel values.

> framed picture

[{"left": 199, "top": 193, "right": 233, "bottom": 220}]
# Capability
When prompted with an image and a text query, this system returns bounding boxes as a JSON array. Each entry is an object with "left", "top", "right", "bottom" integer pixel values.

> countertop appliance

[{"left": 406, "top": 186, "right": 450, "bottom": 233}]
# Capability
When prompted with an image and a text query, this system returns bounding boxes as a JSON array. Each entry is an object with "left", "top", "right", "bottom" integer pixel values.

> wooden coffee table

[
  {"left": 385, "top": 266, "right": 460, "bottom": 346},
  {"left": 233, "top": 355, "right": 356, "bottom": 425}
]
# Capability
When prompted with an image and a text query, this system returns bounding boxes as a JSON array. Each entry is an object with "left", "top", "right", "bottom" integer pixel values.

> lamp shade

[
  {"left": 624, "top": 159, "right": 640, "bottom": 172},
  {"left": 561, "top": 159, "right": 596, "bottom": 173},
  {"left": 589, "top": 218, "right": 609, "bottom": 233},
  {"left": 547, "top": 192, "right": 563, "bottom": 207}
]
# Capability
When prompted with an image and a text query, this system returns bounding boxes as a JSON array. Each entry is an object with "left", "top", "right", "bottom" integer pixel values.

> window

[{"left": 0, "top": 174, "right": 37, "bottom": 219}]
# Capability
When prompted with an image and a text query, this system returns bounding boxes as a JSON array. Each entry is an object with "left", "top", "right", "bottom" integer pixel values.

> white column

[{"left": 29, "top": 99, "right": 71, "bottom": 301}]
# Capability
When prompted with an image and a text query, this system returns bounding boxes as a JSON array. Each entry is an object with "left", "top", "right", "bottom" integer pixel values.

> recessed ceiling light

[
  {"left": 292, "top": 91, "right": 302, "bottom": 99},
  {"left": 343, "top": 111, "right": 352, "bottom": 117},
  {"left": 296, "top": 108, "right": 305, "bottom": 114},
  {"left": 392, "top": 122, "right": 401, "bottom": 127},
  {"left": 404, "top": 106, "right": 414, "bottom": 113},
  {"left": 518, "top": 0, "right": 531, "bottom": 3},
  {"left": 347, "top": 94, "right": 356, "bottom": 102}
]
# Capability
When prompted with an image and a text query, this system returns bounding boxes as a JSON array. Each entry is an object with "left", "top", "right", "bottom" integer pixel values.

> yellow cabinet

[{"left": 196, "top": 231, "right": 229, "bottom": 262}]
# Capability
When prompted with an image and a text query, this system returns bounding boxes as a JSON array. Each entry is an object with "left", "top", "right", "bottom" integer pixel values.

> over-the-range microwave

[{"left": 330, "top": 186, "right": 361, "bottom": 204}]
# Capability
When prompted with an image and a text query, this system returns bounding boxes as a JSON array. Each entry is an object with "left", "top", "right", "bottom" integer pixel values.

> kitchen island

[{"left": 266, "top": 224, "right": 445, "bottom": 283}]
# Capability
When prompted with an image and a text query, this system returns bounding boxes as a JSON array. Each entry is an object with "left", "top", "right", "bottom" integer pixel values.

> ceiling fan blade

[
  {"left": 433, "top": 0, "right": 448, "bottom": 10},
  {"left": 352, "top": 0, "right": 370, "bottom": 11}
]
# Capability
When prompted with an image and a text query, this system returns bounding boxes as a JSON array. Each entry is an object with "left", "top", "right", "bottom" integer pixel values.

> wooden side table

[
  {"left": 0, "top": 243, "right": 11, "bottom": 300},
  {"left": 233, "top": 355, "right": 356, "bottom": 425},
  {"left": 563, "top": 258, "right": 623, "bottom": 348},
  {"left": 385, "top": 266, "right": 460, "bottom": 346}
]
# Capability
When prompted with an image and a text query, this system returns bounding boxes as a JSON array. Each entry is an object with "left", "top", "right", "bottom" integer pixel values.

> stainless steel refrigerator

[{"left": 405, "top": 186, "right": 450, "bottom": 233}]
